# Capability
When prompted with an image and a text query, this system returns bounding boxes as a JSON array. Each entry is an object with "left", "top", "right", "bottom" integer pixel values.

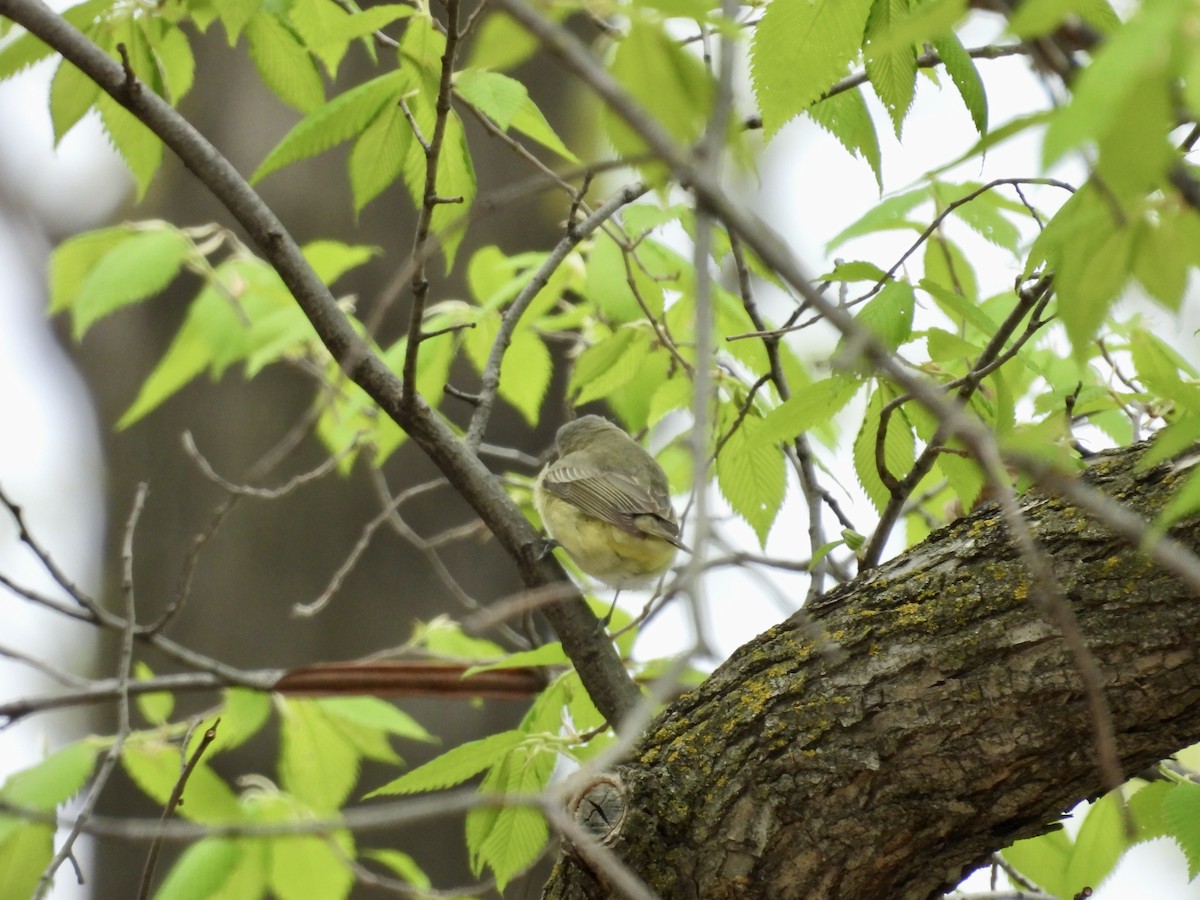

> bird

[{"left": 534, "top": 416, "right": 689, "bottom": 601}]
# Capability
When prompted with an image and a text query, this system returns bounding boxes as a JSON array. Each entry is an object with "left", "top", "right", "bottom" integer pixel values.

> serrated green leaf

[
  {"left": 1009, "top": 0, "right": 1120, "bottom": 38},
  {"left": 455, "top": 67, "right": 525, "bottom": 129},
  {"left": 716, "top": 416, "right": 786, "bottom": 547},
  {"left": 943, "top": 185, "right": 1022, "bottom": 253},
  {"left": 209, "top": 0, "right": 258, "bottom": 42},
  {"left": 278, "top": 699, "right": 360, "bottom": 812},
  {"left": 1163, "top": 781, "right": 1200, "bottom": 879},
  {"left": 0, "top": 0, "right": 113, "bottom": 79},
  {"left": 606, "top": 19, "right": 713, "bottom": 163},
  {"left": 349, "top": 101, "right": 412, "bottom": 210},
  {"left": 134, "top": 661, "right": 174, "bottom": 724},
  {"left": 864, "top": 0, "right": 917, "bottom": 138},
  {"left": 826, "top": 186, "right": 926, "bottom": 249},
  {"left": 0, "top": 742, "right": 98, "bottom": 811},
  {"left": 366, "top": 730, "right": 525, "bottom": 797},
  {"left": 820, "top": 260, "right": 889, "bottom": 282},
  {"left": 269, "top": 834, "right": 354, "bottom": 900},
  {"left": 568, "top": 327, "right": 651, "bottom": 405},
  {"left": 203, "top": 689, "right": 271, "bottom": 756},
  {"left": 49, "top": 226, "right": 129, "bottom": 313},
  {"left": 479, "top": 806, "right": 548, "bottom": 891},
  {"left": 246, "top": 11, "right": 326, "bottom": 113},
  {"left": 151, "top": 837, "right": 244, "bottom": 900},
  {"left": 317, "top": 697, "right": 433, "bottom": 743},
  {"left": 1002, "top": 827, "right": 1072, "bottom": 899},
  {"left": 464, "top": 642, "right": 568, "bottom": 676},
  {"left": 851, "top": 279, "right": 915, "bottom": 350},
  {"left": 49, "top": 57, "right": 101, "bottom": 145},
  {"left": 499, "top": 329, "right": 551, "bottom": 425},
  {"left": 152, "top": 22, "right": 195, "bottom": 103},
  {"left": 1042, "top": 0, "right": 1179, "bottom": 166},
  {"left": 361, "top": 849, "right": 431, "bottom": 888},
  {"left": 1065, "top": 791, "right": 1128, "bottom": 891},
  {"left": 302, "top": 240, "right": 378, "bottom": 285},
  {"left": 854, "top": 387, "right": 916, "bottom": 514},
  {"left": 97, "top": 92, "right": 164, "bottom": 197},
  {"left": 1056, "top": 224, "right": 1134, "bottom": 356},
  {"left": 760, "top": 377, "right": 860, "bottom": 444},
  {"left": 751, "top": 0, "right": 873, "bottom": 139},
  {"left": 1132, "top": 216, "right": 1189, "bottom": 311},
  {"left": 466, "top": 9, "right": 542, "bottom": 71},
  {"left": 0, "top": 823, "right": 52, "bottom": 900},
  {"left": 931, "top": 31, "right": 986, "bottom": 134},
  {"left": 252, "top": 71, "right": 404, "bottom": 182},
  {"left": 122, "top": 740, "right": 241, "bottom": 823},
  {"left": 70, "top": 226, "right": 191, "bottom": 338}
]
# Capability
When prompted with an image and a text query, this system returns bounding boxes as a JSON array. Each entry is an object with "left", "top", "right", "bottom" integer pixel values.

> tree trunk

[{"left": 544, "top": 442, "right": 1200, "bottom": 899}]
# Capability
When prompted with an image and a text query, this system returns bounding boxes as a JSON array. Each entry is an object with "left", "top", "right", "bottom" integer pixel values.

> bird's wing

[{"left": 541, "top": 460, "right": 685, "bottom": 547}]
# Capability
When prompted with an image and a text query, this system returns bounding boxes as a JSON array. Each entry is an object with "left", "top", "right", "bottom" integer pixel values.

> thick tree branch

[{"left": 545, "top": 442, "right": 1200, "bottom": 898}]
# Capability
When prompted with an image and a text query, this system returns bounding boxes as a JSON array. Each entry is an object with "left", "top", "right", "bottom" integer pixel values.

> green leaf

[
  {"left": 606, "top": 20, "right": 714, "bottom": 160},
  {"left": 401, "top": 105, "right": 476, "bottom": 270},
  {"left": 1066, "top": 791, "right": 1128, "bottom": 891},
  {"left": 1008, "top": 0, "right": 1120, "bottom": 38},
  {"left": 49, "top": 226, "right": 130, "bottom": 313},
  {"left": 466, "top": 10, "right": 543, "bottom": 71},
  {"left": 826, "top": 186, "right": 926, "bottom": 249},
  {"left": 205, "top": 689, "right": 272, "bottom": 755},
  {"left": 0, "top": 823, "right": 52, "bottom": 900},
  {"left": 456, "top": 69, "right": 579, "bottom": 162},
  {"left": 464, "top": 642, "right": 569, "bottom": 676},
  {"left": 568, "top": 327, "right": 651, "bottom": 405},
  {"left": 0, "top": 741, "right": 98, "bottom": 810},
  {"left": 455, "top": 67, "right": 525, "bottom": 129},
  {"left": 1164, "top": 781, "right": 1200, "bottom": 879},
  {"left": 946, "top": 187, "right": 1022, "bottom": 254},
  {"left": 361, "top": 849, "right": 431, "bottom": 888},
  {"left": 151, "top": 838, "right": 244, "bottom": 900},
  {"left": 122, "top": 740, "right": 242, "bottom": 823},
  {"left": 1132, "top": 215, "right": 1190, "bottom": 311},
  {"left": 246, "top": 11, "right": 326, "bottom": 113},
  {"left": 850, "top": 279, "right": 915, "bottom": 350},
  {"left": 349, "top": 100, "right": 412, "bottom": 211},
  {"left": 751, "top": 0, "right": 873, "bottom": 139},
  {"left": 252, "top": 71, "right": 404, "bottom": 182},
  {"left": 760, "top": 377, "right": 860, "bottom": 444},
  {"left": 152, "top": 22, "right": 196, "bottom": 104},
  {"left": 1042, "top": 0, "right": 1179, "bottom": 166},
  {"left": 209, "top": 0, "right": 259, "bottom": 42},
  {"left": 0, "top": 0, "right": 113, "bottom": 79},
  {"left": 1002, "top": 827, "right": 1072, "bottom": 899},
  {"left": 806, "top": 87, "right": 883, "bottom": 188},
  {"left": 864, "top": 0, "right": 917, "bottom": 138},
  {"left": 820, "top": 260, "right": 889, "bottom": 282},
  {"left": 50, "top": 57, "right": 101, "bottom": 145},
  {"left": 278, "top": 699, "right": 361, "bottom": 812},
  {"left": 97, "top": 91, "right": 164, "bottom": 197},
  {"left": 302, "top": 240, "right": 379, "bottom": 285},
  {"left": 134, "top": 661, "right": 175, "bottom": 724},
  {"left": 479, "top": 806, "right": 548, "bottom": 891},
  {"left": 853, "top": 386, "right": 915, "bottom": 513},
  {"left": 498, "top": 329, "right": 551, "bottom": 425},
  {"left": 716, "top": 416, "right": 786, "bottom": 547},
  {"left": 366, "top": 730, "right": 525, "bottom": 797},
  {"left": 69, "top": 225, "right": 192, "bottom": 338},
  {"left": 932, "top": 31, "right": 987, "bottom": 134},
  {"left": 269, "top": 834, "right": 354, "bottom": 900},
  {"left": 316, "top": 697, "right": 433, "bottom": 743}
]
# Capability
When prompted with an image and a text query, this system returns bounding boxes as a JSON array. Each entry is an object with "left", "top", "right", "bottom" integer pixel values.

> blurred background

[{"left": 2, "top": 2, "right": 1199, "bottom": 898}]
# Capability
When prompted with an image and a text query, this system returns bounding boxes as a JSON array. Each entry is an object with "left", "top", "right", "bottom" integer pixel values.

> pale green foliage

[{"left": 9, "top": 0, "right": 1200, "bottom": 895}]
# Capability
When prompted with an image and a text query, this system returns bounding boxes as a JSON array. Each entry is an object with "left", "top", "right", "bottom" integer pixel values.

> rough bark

[{"left": 544, "top": 442, "right": 1200, "bottom": 899}]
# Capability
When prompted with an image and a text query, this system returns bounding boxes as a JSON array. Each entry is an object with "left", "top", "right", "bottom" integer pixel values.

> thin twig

[{"left": 34, "top": 484, "right": 147, "bottom": 899}]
